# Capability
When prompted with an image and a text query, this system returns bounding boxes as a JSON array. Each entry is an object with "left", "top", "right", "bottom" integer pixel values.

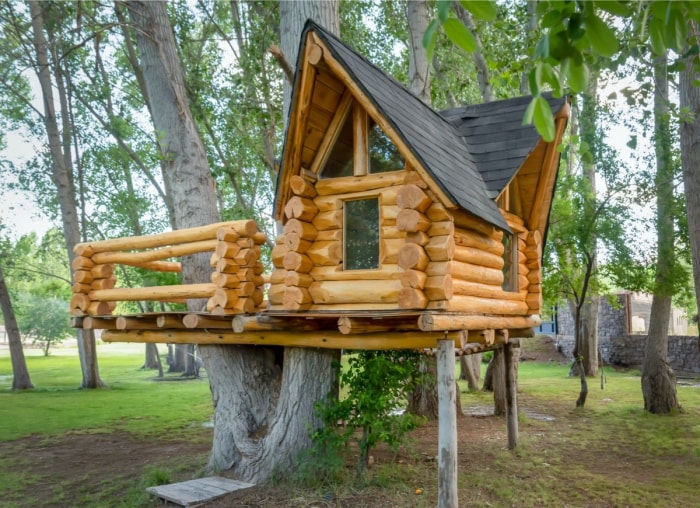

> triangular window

[{"left": 319, "top": 101, "right": 403, "bottom": 179}]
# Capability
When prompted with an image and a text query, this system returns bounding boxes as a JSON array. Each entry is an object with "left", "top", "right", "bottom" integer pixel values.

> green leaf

[
  {"left": 443, "top": 17, "right": 477, "bottom": 53},
  {"left": 460, "top": 0, "right": 498, "bottom": 21},
  {"left": 595, "top": 1, "right": 632, "bottom": 17},
  {"left": 665, "top": 7, "right": 687, "bottom": 52},
  {"left": 586, "top": 14, "right": 618, "bottom": 57},
  {"left": 533, "top": 96, "right": 556, "bottom": 142},
  {"left": 528, "top": 68, "right": 540, "bottom": 96},
  {"left": 562, "top": 57, "right": 589, "bottom": 93},
  {"left": 648, "top": 16, "right": 667, "bottom": 55},
  {"left": 423, "top": 19, "right": 438, "bottom": 62},
  {"left": 437, "top": 0, "right": 451, "bottom": 23}
]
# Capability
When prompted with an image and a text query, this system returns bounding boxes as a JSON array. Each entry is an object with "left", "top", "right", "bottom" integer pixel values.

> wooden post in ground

[
  {"left": 437, "top": 338, "right": 458, "bottom": 508},
  {"left": 504, "top": 341, "right": 519, "bottom": 450}
]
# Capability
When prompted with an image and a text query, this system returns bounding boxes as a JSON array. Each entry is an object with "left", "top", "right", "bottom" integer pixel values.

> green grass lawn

[
  {"left": 1, "top": 341, "right": 699, "bottom": 507},
  {"left": 0, "top": 342, "right": 212, "bottom": 441}
]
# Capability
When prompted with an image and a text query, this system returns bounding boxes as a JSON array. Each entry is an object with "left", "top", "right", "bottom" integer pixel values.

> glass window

[
  {"left": 502, "top": 233, "right": 518, "bottom": 292},
  {"left": 344, "top": 198, "right": 380, "bottom": 270},
  {"left": 320, "top": 111, "right": 354, "bottom": 179},
  {"left": 368, "top": 120, "right": 404, "bottom": 173}
]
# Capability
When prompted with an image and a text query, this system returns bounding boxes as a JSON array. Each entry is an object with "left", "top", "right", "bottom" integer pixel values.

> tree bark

[
  {"left": 453, "top": 1, "right": 493, "bottom": 102},
  {"left": 406, "top": 0, "right": 431, "bottom": 104},
  {"left": 127, "top": 0, "right": 339, "bottom": 482},
  {"left": 0, "top": 265, "right": 33, "bottom": 390},
  {"left": 458, "top": 353, "right": 480, "bottom": 390},
  {"left": 28, "top": 0, "right": 102, "bottom": 388},
  {"left": 642, "top": 53, "right": 680, "bottom": 414},
  {"left": 681, "top": 22, "right": 700, "bottom": 358}
]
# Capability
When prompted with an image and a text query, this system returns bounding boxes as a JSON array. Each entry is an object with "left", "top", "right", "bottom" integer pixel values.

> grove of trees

[{"left": 1, "top": 0, "right": 699, "bottom": 482}]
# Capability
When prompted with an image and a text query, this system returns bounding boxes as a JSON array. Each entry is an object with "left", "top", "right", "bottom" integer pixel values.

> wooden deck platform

[{"left": 146, "top": 476, "right": 254, "bottom": 507}]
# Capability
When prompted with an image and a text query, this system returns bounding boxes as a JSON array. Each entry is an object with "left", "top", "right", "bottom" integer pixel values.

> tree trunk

[
  {"left": 458, "top": 353, "right": 480, "bottom": 390},
  {"left": 642, "top": 53, "right": 680, "bottom": 414},
  {"left": 406, "top": 0, "right": 430, "bottom": 104},
  {"left": 28, "top": 0, "right": 102, "bottom": 388},
  {"left": 407, "top": 356, "right": 439, "bottom": 418},
  {"left": 0, "top": 265, "right": 33, "bottom": 390},
  {"left": 681, "top": 22, "right": 700, "bottom": 353},
  {"left": 453, "top": 2, "right": 493, "bottom": 102},
  {"left": 491, "top": 348, "right": 506, "bottom": 416},
  {"left": 144, "top": 343, "right": 160, "bottom": 370},
  {"left": 127, "top": 0, "right": 339, "bottom": 482}
]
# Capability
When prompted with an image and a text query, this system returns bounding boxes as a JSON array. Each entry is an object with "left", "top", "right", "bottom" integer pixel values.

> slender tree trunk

[
  {"left": 406, "top": 0, "right": 430, "bottom": 104},
  {"left": 127, "top": 0, "right": 339, "bottom": 482},
  {"left": 458, "top": 353, "right": 480, "bottom": 389},
  {"left": 642, "top": 53, "right": 680, "bottom": 414},
  {"left": 453, "top": 1, "right": 493, "bottom": 102},
  {"left": 681, "top": 22, "right": 700, "bottom": 353},
  {"left": 28, "top": 0, "right": 102, "bottom": 388},
  {"left": 0, "top": 265, "right": 33, "bottom": 389}
]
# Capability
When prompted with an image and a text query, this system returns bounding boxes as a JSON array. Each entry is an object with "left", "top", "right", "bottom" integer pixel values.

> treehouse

[{"left": 69, "top": 20, "right": 569, "bottom": 353}]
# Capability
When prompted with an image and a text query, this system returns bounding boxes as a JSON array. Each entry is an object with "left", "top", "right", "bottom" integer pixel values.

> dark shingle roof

[
  {"left": 441, "top": 94, "right": 568, "bottom": 195},
  {"left": 305, "top": 21, "right": 509, "bottom": 231}
]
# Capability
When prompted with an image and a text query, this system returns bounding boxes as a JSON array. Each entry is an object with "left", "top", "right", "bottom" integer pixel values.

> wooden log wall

[
  {"left": 69, "top": 220, "right": 264, "bottom": 316},
  {"left": 269, "top": 172, "right": 406, "bottom": 311}
]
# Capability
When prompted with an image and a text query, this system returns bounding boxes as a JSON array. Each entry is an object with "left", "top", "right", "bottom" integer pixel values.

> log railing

[{"left": 69, "top": 220, "right": 266, "bottom": 316}]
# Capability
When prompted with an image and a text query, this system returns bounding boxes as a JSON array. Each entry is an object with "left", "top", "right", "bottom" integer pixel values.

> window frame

[{"left": 342, "top": 196, "right": 382, "bottom": 271}]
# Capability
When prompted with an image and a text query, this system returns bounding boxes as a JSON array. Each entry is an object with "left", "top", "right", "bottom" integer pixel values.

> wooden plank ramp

[{"left": 146, "top": 476, "right": 254, "bottom": 507}]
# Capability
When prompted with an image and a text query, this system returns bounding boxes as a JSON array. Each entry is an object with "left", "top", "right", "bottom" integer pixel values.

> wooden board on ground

[{"left": 146, "top": 476, "right": 254, "bottom": 507}]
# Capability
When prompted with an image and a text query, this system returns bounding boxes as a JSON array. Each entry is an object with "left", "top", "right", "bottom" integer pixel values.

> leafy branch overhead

[{"left": 427, "top": 0, "right": 700, "bottom": 141}]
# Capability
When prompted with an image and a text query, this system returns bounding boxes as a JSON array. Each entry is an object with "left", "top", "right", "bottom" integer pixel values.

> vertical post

[
  {"left": 504, "top": 341, "right": 519, "bottom": 449},
  {"left": 437, "top": 338, "right": 458, "bottom": 508}
]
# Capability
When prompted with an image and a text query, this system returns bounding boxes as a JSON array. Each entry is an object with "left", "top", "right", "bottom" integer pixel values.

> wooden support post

[
  {"left": 504, "top": 341, "right": 519, "bottom": 450},
  {"left": 437, "top": 338, "right": 458, "bottom": 508}
]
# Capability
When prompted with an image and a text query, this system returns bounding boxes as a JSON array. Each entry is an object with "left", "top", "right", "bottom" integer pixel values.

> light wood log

[
  {"left": 269, "top": 269, "right": 286, "bottom": 285},
  {"left": 212, "top": 272, "right": 241, "bottom": 288},
  {"left": 215, "top": 227, "right": 239, "bottom": 243},
  {"left": 252, "top": 232, "right": 266, "bottom": 245},
  {"left": 401, "top": 269, "right": 427, "bottom": 289},
  {"left": 183, "top": 314, "right": 233, "bottom": 329},
  {"left": 518, "top": 274, "right": 529, "bottom": 290},
  {"left": 403, "top": 169, "right": 428, "bottom": 188},
  {"left": 527, "top": 270, "right": 541, "bottom": 284},
  {"left": 285, "top": 271, "right": 314, "bottom": 288},
  {"left": 284, "top": 196, "right": 319, "bottom": 222},
  {"left": 210, "top": 252, "right": 220, "bottom": 268},
  {"left": 451, "top": 259, "right": 503, "bottom": 286},
  {"left": 398, "top": 287, "right": 428, "bottom": 309},
  {"left": 526, "top": 292, "right": 542, "bottom": 312},
  {"left": 442, "top": 295, "right": 529, "bottom": 315},
  {"left": 86, "top": 301, "right": 115, "bottom": 316},
  {"left": 381, "top": 238, "right": 404, "bottom": 264},
  {"left": 406, "top": 231, "right": 429, "bottom": 246},
  {"left": 307, "top": 241, "right": 341, "bottom": 266},
  {"left": 267, "top": 284, "right": 284, "bottom": 305},
  {"left": 284, "top": 218, "right": 318, "bottom": 241},
  {"left": 310, "top": 264, "right": 402, "bottom": 281},
  {"left": 381, "top": 205, "right": 400, "bottom": 222},
  {"left": 90, "top": 276, "right": 117, "bottom": 291},
  {"left": 233, "top": 248, "right": 259, "bottom": 267},
  {"left": 397, "top": 243, "right": 429, "bottom": 271},
  {"left": 74, "top": 270, "right": 94, "bottom": 284},
  {"left": 116, "top": 316, "right": 162, "bottom": 330},
  {"left": 314, "top": 171, "right": 405, "bottom": 195},
  {"left": 426, "top": 261, "right": 453, "bottom": 276},
  {"left": 285, "top": 233, "right": 313, "bottom": 254},
  {"left": 397, "top": 184, "right": 432, "bottom": 212},
  {"left": 428, "top": 220, "right": 454, "bottom": 237},
  {"left": 73, "top": 244, "right": 94, "bottom": 257},
  {"left": 283, "top": 251, "right": 314, "bottom": 273},
  {"left": 283, "top": 286, "right": 313, "bottom": 310},
  {"left": 216, "top": 258, "right": 240, "bottom": 275},
  {"left": 80, "top": 317, "right": 115, "bottom": 329},
  {"left": 70, "top": 294, "right": 90, "bottom": 312},
  {"left": 418, "top": 314, "right": 541, "bottom": 332},
  {"left": 437, "top": 338, "right": 458, "bottom": 508},
  {"left": 452, "top": 279, "right": 526, "bottom": 301},
  {"left": 312, "top": 196, "right": 343, "bottom": 212},
  {"left": 425, "top": 275, "right": 453, "bottom": 301},
  {"left": 72, "top": 282, "right": 91, "bottom": 294},
  {"left": 354, "top": 102, "right": 368, "bottom": 176},
  {"left": 313, "top": 210, "right": 343, "bottom": 230},
  {"left": 290, "top": 174, "right": 317, "bottom": 198},
  {"left": 156, "top": 315, "right": 188, "bottom": 328},
  {"left": 209, "top": 289, "right": 240, "bottom": 309},
  {"left": 90, "top": 283, "right": 216, "bottom": 302},
  {"left": 337, "top": 316, "right": 419, "bottom": 334},
  {"left": 271, "top": 242, "right": 289, "bottom": 268},
  {"left": 396, "top": 209, "right": 430, "bottom": 232},
  {"left": 215, "top": 241, "right": 241, "bottom": 259},
  {"left": 90, "top": 264, "right": 114, "bottom": 279},
  {"left": 71, "top": 256, "right": 94, "bottom": 270},
  {"left": 426, "top": 202, "right": 451, "bottom": 221},
  {"left": 382, "top": 225, "right": 406, "bottom": 240},
  {"left": 232, "top": 315, "right": 326, "bottom": 333},
  {"left": 425, "top": 235, "right": 455, "bottom": 261},
  {"left": 309, "top": 279, "right": 401, "bottom": 304},
  {"left": 454, "top": 244, "right": 504, "bottom": 269},
  {"left": 454, "top": 228, "right": 504, "bottom": 256},
  {"left": 235, "top": 237, "right": 255, "bottom": 249},
  {"left": 237, "top": 267, "right": 260, "bottom": 282},
  {"left": 316, "top": 229, "right": 342, "bottom": 242},
  {"left": 451, "top": 208, "right": 499, "bottom": 238},
  {"left": 102, "top": 328, "right": 464, "bottom": 349},
  {"left": 91, "top": 239, "right": 218, "bottom": 266},
  {"left": 251, "top": 288, "right": 264, "bottom": 306}
]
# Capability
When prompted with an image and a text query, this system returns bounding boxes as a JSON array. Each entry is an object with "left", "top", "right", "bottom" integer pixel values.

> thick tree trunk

[
  {"left": 642, "top": 54, "right": 680, "bottom": 414},
  {"left": 128, "top": 0, "right": 340, "bottom": 482},
  {"left": 408, "top": 356, "right": 439, "bottom": 418},
  {"left": 681, "top": 23, "right": 700, "bottom": 349},
  {"left": 144, "top": 343, "right": 160, "bottom": 370},
  {"left": 28, "top": 0, "right": 102, "bottom": 388},
  {"left": 0, "top": 265, "right": 33, "bottom": 390},
  {"left": 458, "top": 353, "right": 480, "bottom": 390}
]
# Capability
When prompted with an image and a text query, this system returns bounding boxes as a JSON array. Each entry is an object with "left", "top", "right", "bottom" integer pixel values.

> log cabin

[{"left": 69, "top": 20, "right": 569, "bottom": 352}]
